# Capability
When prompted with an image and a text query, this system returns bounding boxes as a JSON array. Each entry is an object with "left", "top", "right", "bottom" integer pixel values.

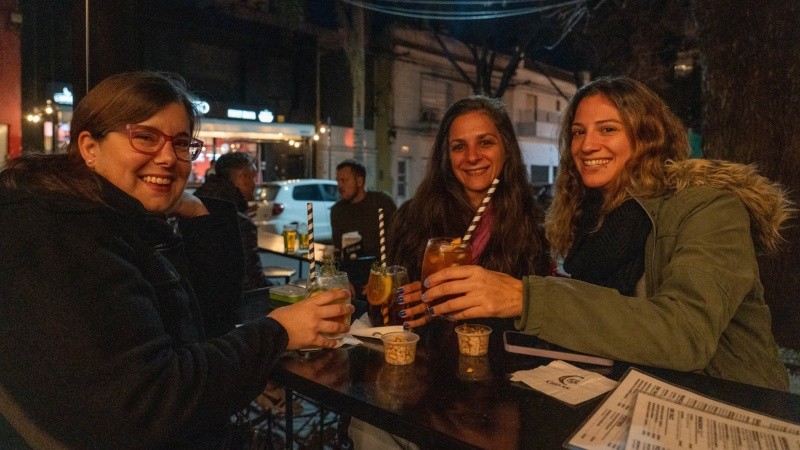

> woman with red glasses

[{"left": 0, "top": 71, "right": 353, "bottom": 448}]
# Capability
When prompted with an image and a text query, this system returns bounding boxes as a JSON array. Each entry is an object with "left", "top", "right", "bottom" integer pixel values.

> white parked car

[{"left": 252, "top": 179, "right": 339, "bottom": 242}]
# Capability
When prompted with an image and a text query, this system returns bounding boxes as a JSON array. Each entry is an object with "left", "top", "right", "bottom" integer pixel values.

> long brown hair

[
  {"left": 0, "top": 71, "right": 198, "bottom": 202},
  {"left": 546, "top": 76, "right": 690, "bottom": 257},
  {"left": 388, "top": 96, "right": 549, "bottom": 280}
]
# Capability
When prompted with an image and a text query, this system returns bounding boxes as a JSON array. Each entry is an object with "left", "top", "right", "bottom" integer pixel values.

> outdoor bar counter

[{"left": 270, "top": 320, "right": 800, "bottom": 449}]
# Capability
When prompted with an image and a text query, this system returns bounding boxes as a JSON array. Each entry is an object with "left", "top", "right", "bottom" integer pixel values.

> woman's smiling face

[
  {"left": 570, "top": 94, "right": 634, "bottom": 194},
  {"left": 448, "top": 111, "right": 505, "bottom": 208},
  {"left": 80, "top": 102, "right": 192, "bottom": 213}
]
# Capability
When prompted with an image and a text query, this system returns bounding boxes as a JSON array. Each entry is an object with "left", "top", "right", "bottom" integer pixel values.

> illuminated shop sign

[
  {"left": 223, "top": 108, "right": 275, "bottom": 123},
  {"left": 258, "top": 109, "right": 274, "bottom": 123},
  {"left": 192, "top": 100, "right": 211, "bottom": 115},
  {"left": 226, "top": 108, "right": 275, "bottom": 123},
  {"left": 192, "top": 97, "right": 275, "bottom": 123},
  {"left": 53, "top": 87, "right": 74, "bottom": 105},
  {"left": 227, "top": 108, "right": 256, "bottom": 120}
]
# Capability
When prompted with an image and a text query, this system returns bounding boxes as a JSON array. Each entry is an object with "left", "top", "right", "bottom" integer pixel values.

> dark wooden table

[
  {"left": 257, "top": 230, "right": 330, "bottom": 279},
  {"left": 258, "top": 230, "right": 376, "bottom": 293},
  {"left": 270, "top": 320, "right": 800, "bottom": 450}
]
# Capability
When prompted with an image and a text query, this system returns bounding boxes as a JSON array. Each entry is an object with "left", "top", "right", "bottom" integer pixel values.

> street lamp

[
  {"left": 26, "top": 100, "right": 62, "bottom": 153},
  {"left": 319, "top": 118, "right": 332, "bottom": 179},
  {"left": 674, "top": 50, "right": 698, "bottom": 78},
  {"left": 44, "top": 100, "right": 62, "bottom": 153}
]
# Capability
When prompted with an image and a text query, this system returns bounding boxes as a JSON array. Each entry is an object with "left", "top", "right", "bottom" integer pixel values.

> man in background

[
  {"left": 195, "top": 152, "right": 271, "bottom": 291},
  {"left": 331, "top": 160, "right": 397, "bottom": 260}
]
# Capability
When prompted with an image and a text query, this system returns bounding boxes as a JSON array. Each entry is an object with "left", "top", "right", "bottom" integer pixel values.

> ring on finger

[{"left": 425, "top": 304, "right": 435, "bottom": 317}]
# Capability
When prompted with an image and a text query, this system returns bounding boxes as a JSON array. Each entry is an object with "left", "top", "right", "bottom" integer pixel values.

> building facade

[
  {"left": 380, "top": 26, "right": 577, "bottom": 203},
  {"left": 16, "top": 1, "right": 576, "bottom": 201},
  {"left": 0, "top": 0, "right": 22, "bottom": 162}
]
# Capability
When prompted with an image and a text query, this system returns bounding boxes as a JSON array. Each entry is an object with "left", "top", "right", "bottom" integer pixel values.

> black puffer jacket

[
  {"left": 194, "top": 174, "right": 270, "bottom": 291},
  {"left": 0, "top": 178, "right": 288, "bottom": 449}
]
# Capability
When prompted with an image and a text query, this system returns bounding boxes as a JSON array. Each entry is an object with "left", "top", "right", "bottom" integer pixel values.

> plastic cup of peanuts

[
  {"left": 381, "top": 331, "right": 420, "bottom": 365},
  {"left": 455, "top": 323, "right": 492, "bottom": 356}
]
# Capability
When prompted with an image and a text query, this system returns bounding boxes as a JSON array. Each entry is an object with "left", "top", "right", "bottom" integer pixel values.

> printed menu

[
  {"left": 566, "top": 368, "right": 800, "bottom": 449},
  {"left": 626, "top": 393, "right": 800, "bottom": 449}
]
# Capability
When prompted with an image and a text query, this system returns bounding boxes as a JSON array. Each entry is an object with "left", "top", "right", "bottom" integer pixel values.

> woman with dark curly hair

[
  {"left": 412, "top": 76, "right": 793, "bottom": 391},
  {"left": 387, "top": 95, "right": 550, "bottom": 330},
  {"left": 349, "top": 95, "right": 551, "bottom": 450}
]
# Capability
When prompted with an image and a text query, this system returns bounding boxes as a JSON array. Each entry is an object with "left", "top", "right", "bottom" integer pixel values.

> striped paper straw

[
  {"left": 381, "top": 303, "right": 389, "bottom": 325},
  {"left": 462, "top": 178, "right": 499, "bottom": 243},
  {"left": 378, "top": 208, "right": 386, "bottom": 268},
  {"left": 307, "top": 202, "right": 316, "bottom": 282},
  {"left": 378, "top": 207, "right": 389, "bottom": 324}
]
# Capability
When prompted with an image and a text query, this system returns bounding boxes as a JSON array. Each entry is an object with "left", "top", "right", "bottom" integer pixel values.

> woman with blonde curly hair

[{"left": 413, "top": 76, "right": 793, "bottom": 391}]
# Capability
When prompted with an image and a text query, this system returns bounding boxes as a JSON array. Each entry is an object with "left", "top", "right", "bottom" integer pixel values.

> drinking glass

[
  {"left": 420, "top": 238, "right": 472, "bottom": 307},
  {"left": 282, "top": 223, "right": 298, "bottom": 253},
  {"left": 366, "top": 265, "right": 409, "bottom": 326},
  {"left": 298, "top": 223, "right": 310, "bottom": 250},
  {"left": 307, "top": 270, "right": 352, "bottom": 340}
]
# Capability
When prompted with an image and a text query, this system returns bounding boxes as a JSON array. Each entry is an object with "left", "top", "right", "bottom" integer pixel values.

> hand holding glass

[
  {"left": 307, "top": 271, "right": 352, "bottom": 341},
  {"left": 421, "top": 238, "right": 472, "bottom": 307}
]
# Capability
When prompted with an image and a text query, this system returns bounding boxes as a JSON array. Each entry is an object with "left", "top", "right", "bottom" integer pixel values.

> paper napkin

[{"left": 510, "top": 360, "right": 617, "bottom": 405}]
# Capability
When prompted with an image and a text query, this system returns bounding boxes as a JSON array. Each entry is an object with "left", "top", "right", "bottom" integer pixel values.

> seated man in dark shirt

[
  {"left": 194, "top": 152, "right": 271, "bottom": 291},
  {"left": 331, "top": 160, "right": 397, "bottom": 303},
  {"left": 331, "top": 160, "right": 397, "bottom": 260}
]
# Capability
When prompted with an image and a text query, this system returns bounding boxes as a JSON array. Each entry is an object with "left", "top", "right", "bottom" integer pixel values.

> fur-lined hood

[{"left": 664, "top": 159, "right": 795, "bottom": 254}]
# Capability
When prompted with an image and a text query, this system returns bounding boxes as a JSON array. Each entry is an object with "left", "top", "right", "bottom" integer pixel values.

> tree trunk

[
  {"left": 692, "top": 0, "right": 800, "bottom": 348},
  {"left": 339, "top": 5, "right": 366, "bottom": 162},
  {"left": 374, "top": 27, "right": 395, "bottom": 194}
]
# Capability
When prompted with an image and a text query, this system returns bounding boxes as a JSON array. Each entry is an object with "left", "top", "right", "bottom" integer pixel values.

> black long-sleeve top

[
  {"left": 193, "top": 174, "right": 270, "bottom": 292},
  {"left": 0, "top": 179, "right": 288, "bottom": 449}
]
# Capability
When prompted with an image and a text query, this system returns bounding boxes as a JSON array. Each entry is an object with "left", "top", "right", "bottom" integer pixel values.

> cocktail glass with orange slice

[{"left": 366, "top": 265, "right": 409, "bottom": 326}]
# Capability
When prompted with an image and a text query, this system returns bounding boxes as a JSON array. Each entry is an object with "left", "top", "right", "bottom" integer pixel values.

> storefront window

[{"left": 189, "top": 139, "right": 260, "bottom": 185}]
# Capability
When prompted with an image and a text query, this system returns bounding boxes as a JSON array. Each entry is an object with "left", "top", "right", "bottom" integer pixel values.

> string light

[{"left": 338, "top": 0, "right": 586, "bottom": 20}]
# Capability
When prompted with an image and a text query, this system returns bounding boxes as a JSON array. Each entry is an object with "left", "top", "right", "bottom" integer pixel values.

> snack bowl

[
  {"left": 381, "top": 331, "right": 420, "bottom": 365},
  {"left": 455, "top": 324, "right": 492, "bottom": 356}
]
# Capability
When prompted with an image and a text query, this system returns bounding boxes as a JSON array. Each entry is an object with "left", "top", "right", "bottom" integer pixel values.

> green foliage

[{"left": 319, "top": 256, "right": 339, "bottom": 277}]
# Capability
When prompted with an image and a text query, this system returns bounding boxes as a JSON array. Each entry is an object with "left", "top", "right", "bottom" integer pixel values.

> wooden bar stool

[{"left": 262, "top": 266, "right": 296, "bottom": 285}]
